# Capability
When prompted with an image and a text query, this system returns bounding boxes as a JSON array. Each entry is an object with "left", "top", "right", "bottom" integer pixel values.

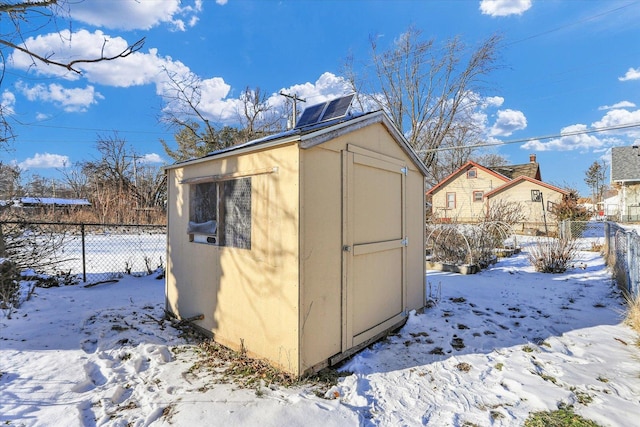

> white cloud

[
  {"left": 522, "top": 106, "right": 640, "bottom": 152},
  {"left": 277, "top": 72, "right": 353, "bottom": 105},
  {"left": 598, "top": 101, "right": 636, "bottom": 110},
  {"left": 1, "top": 90, "right": 16, "bottom": 115},
  {"left": 70, "top": 0, "right": 203, "bottom": 31},
  {"left": 216, "top": 0, "right": 228, "bottom": 5},
  {"left": 592, "top": 108, "right": 640, "bottom": 129},
  {"left": 489, "top": 109, "right": 527, "bottom": 136},
  {"left": 520, "top": 124, "right": 619, "bottom": 152},
  {"left": 139, "top": 153, "right": 164, "bottom": 164},
  {"left": 619, "top": 67, "right": 640, "bottom": 82},
  {"left": 8, "top": 25, "right": 352, "bottom": 124},
  {"left": 484, "top": 96, "right": 504, "bottom": 108},
  {"left": 16, "top": 82, "right": 103, "bottom": 112},
  {"left": 162, "top": 71, "right": 353, "bottom": 125},
  {"left": 521, "top": 124, "right": 605, "bottom": 152},
  {"left": 19, "top": 153, "right": 70, "bottom": 169},
  {"left": 480, "top": 0, "right": 532, "bottom": 17}
]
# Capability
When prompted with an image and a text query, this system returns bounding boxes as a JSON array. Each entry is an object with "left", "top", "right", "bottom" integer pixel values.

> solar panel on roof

[
  {"left": 295, "top": 102, "right": 326, "bottom": 128},
  {"left": 294, "top": 93, "right": 355, "bottom": 129},
  {"left": 321, "top": 94, "right": 354, "bottom": 121}
]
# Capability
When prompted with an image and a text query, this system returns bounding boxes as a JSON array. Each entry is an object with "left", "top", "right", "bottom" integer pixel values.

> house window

[
  {"left": 446, "top": 192, "right": 456, "bottom": 209},
  {"left": 188, "top": 177, "right": 252, "bottom": 249},
  {"left": 467, "top": 168, "right": 477, "bottom": 179},
  {"left": 473, "top": 191, "right": 483, "bottom": 202}
]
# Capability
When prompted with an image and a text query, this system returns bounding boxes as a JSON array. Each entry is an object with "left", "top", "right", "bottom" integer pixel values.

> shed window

[
  {"left": 188, "top": 177, "right": 252, "bottom": 249},
  {"left": 446, "top": 192, "right": 456, "bottom": 209},
  {"left": 467, "top": 168, "right": 477, "bottom": 179},
  {"left": 473, "top": 191, "right": 483, "bottom": 202}
]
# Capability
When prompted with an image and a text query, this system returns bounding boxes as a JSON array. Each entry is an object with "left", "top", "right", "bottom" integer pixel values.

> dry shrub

[
  {"left": 485, "top": 199, "right": 527, "bottom": 225},
  {"left": 527, "top": 237, "right": 579, "bottom": 273},
  {"left": 0, "top": 218, "right": 70, "bottom": 273},
  {"left": 625, "top": 293, "right": 640, "bottom": 334},
  {"left": 0, "top": 258, "right": 19, "bottom": 318}
]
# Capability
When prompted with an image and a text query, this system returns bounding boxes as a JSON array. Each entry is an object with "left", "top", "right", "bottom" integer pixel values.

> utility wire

[{"left": 416, "top": 121, "right": 640, "bottom": 153}]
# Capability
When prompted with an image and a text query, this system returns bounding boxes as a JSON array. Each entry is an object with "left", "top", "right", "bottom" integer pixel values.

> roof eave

[{"left": 300, "top": 111, "right": 428, "bottom": 176}]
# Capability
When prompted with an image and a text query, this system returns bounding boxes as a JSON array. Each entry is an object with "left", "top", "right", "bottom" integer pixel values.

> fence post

[
  {"left": 604, "top": 222, "right": 610, "bottom": 262},
  {"left": 0, "top": 222, "right": 5, "bottom": 258},
  {"left": 630, "top": 233, "right": 639, "bottom": 297},
  {"left": 626, "top": 233, "right": 633, "bottom": 294},
  {"left": 81, "top": 224, "right": 87, "bottom": 283}
]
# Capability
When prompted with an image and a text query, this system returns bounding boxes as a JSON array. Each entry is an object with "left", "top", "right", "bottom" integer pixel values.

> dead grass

[
  {"left": 186, "top": 339, "right": 351, "bottom": 396},
  {"left": 190, "top": 340, "right": 297, "bottom": 388},
  {"left": 624, "top": 293, "right": 640, "bottom": 335}
]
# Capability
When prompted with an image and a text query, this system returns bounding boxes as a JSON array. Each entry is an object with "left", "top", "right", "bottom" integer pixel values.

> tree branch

[{"left": 0, "top": 37, "right": 145, "bottom": 74}]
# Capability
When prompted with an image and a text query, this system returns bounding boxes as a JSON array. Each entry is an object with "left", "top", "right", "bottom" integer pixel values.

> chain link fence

[
  {"left": 603, "top": 222, "right": 640, "bottom": 297},
  {"left": 0, "top": 221, "right": 166, "bottom": 284},
  {"left": 558, "top": 220, "right": 606, "bottom": 251},
  {"left": 559, "top": 219, "right": 640, "bottom": 296}
]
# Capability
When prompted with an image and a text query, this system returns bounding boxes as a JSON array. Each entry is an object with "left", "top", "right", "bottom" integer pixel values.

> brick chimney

[{"left": 529, "top": 154, "right": 537, "bottom": 163}]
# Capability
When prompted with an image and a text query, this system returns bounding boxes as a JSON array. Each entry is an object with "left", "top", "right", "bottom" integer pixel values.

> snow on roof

[{"left": 18, "top": 197, "right": 91, "bottom": 206}]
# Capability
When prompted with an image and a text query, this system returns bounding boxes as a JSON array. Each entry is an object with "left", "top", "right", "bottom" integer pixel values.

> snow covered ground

[{"left": 1, "top": 240, "right": 639, "bottom": 426}]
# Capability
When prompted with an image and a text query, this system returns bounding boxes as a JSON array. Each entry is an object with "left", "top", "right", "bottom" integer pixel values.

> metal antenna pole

[{"left": 280, "top": 92, "right": 306, "bottom": 128}]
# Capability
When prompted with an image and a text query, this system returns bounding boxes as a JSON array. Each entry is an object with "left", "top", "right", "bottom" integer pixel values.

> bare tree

[
  {"left": 472, "top": 152, "right": 509, "bottom": 168},
  {"left": 159, "top": 68, "right": 217, "bottom": 140},
  {"left": 237, "top": 86, "right": 283, "bottom": 140},
  {"left": 159, "top": 67, "right": 286, "bottom": 161},
  {"left": 0, "top": 162, "right": 21, "bottom": 200},
  {"left": 160, "top": 121, "right": 243, "bottom": 162},
  {"left": 347, "top": 26, "right": 502, "bottom": 185},
  {"left": 59, "top": 162, "right": 89, "bottom": 199},
  {"left": 584, "top": 160, "right": 607, "bottom": 206},
  {"left": 81, "top": 134, "right": 165, "bottom": 222},
  {"left": 0, "top": 1, "right": 145, "bottom": 148}
]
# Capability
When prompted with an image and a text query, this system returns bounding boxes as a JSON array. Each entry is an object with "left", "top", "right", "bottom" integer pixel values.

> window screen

[
  {"left": 221, "top": 177, "right": 252, "bottom": 249},
  {"left": 188, "top": 177, "right": 252, "bottom": 249}
]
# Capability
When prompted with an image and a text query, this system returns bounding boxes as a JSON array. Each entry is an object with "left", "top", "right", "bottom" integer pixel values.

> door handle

[{"left": 342, "top": 245, "right": 352, "bottom": 252}]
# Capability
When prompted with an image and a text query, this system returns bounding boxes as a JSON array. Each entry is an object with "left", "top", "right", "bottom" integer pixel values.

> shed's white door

[{"left": 342, "top": 145, "right": 407, "bottom": 349}]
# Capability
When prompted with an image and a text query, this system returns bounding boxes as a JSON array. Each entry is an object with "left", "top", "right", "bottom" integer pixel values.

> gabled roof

[
  {"left": 165, "top": 111, "right": 428, "bottom": 176},
  {"left": 490, "top": 161, "right": 540, "bottom": 180},
  {"left": 611, "top": 146, "right": 640, "bottom": 182},
  {"left": 484, "top": 175, "right": 568, "bottom": 198},
  {"left": 426, "top": 160, "right": 510, "bottom": 195}
]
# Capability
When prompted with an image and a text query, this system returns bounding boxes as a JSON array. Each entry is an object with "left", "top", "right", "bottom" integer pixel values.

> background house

[
  {"left": 426, "top": 161, "right": 509, "bottom": 222},
  {"left": 427, "top": 154, "right": 566, "bottom": 234},
  {"left": 484, "top": 176, "right": 567, "bottom": 235},
  {"left": 611, "top": 146, "right": 640, "bottom": 222},
  {"left": 165, "top": 102, "right": 427, "bottom": 377}
]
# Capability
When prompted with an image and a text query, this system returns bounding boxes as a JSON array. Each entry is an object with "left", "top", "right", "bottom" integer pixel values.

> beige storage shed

[{"left": 165, "top": 106, "right": 427, "bottom": 377}]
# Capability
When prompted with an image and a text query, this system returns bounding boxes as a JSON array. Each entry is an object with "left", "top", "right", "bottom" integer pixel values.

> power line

[
  {"left": 416, "top": 121, "right": 640, "bottom": 154},
  {"left": 506, "top": 1, "right": 640, "bottom": 46},
  {"left": 16, "top": 121, "right": 173, "bottom": 136}
]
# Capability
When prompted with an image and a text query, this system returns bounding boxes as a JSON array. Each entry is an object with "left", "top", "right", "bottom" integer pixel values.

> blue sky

[{"left": 2, "top": 0, "right": 639, "bottom": 196}]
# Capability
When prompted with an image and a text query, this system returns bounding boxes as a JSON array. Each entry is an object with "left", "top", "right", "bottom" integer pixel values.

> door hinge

[
  {"left": 401, "top": 238, "right": 409, "bottom": 247},
  {"left": 400, "top": 166, "right": 408, "bottom": 176}
]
